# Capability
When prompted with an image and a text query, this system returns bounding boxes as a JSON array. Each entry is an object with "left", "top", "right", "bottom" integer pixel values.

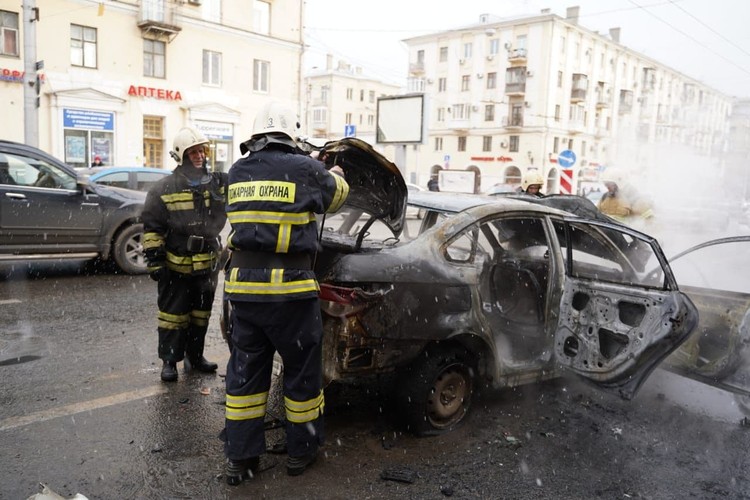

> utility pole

[{"left": 23, "top": 0, "right": 39, "bottom": 147}]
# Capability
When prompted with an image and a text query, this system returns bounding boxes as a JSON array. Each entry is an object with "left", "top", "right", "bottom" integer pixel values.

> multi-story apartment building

[
  {"left": 304, "top": 54, "right": 401, "bottom": 157},
  {"left": 1, "top": 0, "right": 303, "bottom": 171},
  {"left": 403, "top": 7, "right": 733, "bottom": 194}
]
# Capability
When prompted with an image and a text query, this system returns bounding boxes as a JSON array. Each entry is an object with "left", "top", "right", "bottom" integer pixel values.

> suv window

[{"left": 2, "top": 151, "right": 77, "bottom": 190}]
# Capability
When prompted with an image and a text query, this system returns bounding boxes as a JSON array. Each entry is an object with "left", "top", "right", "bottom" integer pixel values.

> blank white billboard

[{"left": 376, "top": 94, "right": 426, "bottom": 144}]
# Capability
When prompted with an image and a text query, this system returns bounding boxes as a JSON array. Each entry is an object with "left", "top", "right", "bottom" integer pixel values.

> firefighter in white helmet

[
  {"left": 142, "top": 126, "right": 228, "bottom": 382},
  {"left": 222, "top": 101, "right": 349, "bottom": 484},
  {"left": 521, "top": 170, "right": 544, "bottom": 197},
  {"left": 598, "top": 167, "right": 633, "bottom": 219}
]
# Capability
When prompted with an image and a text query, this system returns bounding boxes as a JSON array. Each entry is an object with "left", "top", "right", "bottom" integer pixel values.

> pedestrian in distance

[
  {"left": 221, "top": 101, "right": 349, "bottom": 485},
  {"left": 91, "top": 155, "right": 104, "bottom": 167},
  {"left": 142, "top": 127, "right": 228, "bottom": 383},
  {"left": 427, "top": 174, "right": 440, "bottom": 191}
]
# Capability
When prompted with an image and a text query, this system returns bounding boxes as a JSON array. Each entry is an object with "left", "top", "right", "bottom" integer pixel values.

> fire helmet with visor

[
  {"left": 169, "top": 126, "right": 209, "bottom": 164},
  {"left": 251, "top": 101, "right": 301, "bottom": 142}
]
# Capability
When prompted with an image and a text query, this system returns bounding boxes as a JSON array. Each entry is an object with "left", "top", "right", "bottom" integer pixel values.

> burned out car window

[
  {"left": 444, "top": 226, "right": 481, "bottom": 263},
  {"left": 553, "top": 220, "right": 666, "bottom": 289}
]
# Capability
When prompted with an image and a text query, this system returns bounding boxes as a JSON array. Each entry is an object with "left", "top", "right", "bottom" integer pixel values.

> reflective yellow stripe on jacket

[
  {"left": 227, "top": 210, "right": 316, "bottom": 253},
  {"left": 161, "top": 191, "right": 212, "bottom": 211},
  {"left": 165, "top": 250, "right": 217, "bottom": 274},
  {"left": 224, "top": 268, "right": 319, "bottom": 296}
]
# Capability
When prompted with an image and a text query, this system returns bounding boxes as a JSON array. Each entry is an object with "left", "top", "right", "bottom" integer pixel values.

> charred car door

[{"left": 550, "top": 218, "right": 698, "bottom": 399}]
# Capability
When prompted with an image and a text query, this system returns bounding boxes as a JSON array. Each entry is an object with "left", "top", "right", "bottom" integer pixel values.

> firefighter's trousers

[
  {"left": 224, "top": 298, "right": 325, "bottom": 460},
  {"left": 156, "top": 271, "right": 217, "bottom": 363}
]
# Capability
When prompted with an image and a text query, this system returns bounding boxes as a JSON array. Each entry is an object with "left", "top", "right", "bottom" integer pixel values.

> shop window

[
  {"left": 253, "top": 59, "right": 269, "bottom": 92},
  {"left": 144, "top": 39, "right": 165, "bottom": 78},
  {"left": 203, "top": 50, "right": 222, "bottom": 86},
  {"left": 71, "top": 24, "right": 97, "bottom": 68},
  {"left": 63, "top": 108, "right": 114, "bottom": 169},
  {"left": 1, "top": 10, "right": 19, "bottom": 56}
]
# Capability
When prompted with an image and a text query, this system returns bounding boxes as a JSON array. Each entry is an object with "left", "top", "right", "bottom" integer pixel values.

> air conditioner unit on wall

[
  {"left": 459, "top": 59, "right": 466, "bottom": 65},
  {"left": 486, "top": 55, "right": 494, "bottom": 61},
  {"left": 500, "top": 141, "right": 508, "bottom": 148}
]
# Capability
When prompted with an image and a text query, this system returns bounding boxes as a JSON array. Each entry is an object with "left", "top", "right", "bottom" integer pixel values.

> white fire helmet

[
  {"left": 170, "top": 127, "right": 209, "bottom": 163},
  {"left": 522, "top": 170, "right": 545, "bottom": 191},
  {"left": 251, "top": 101, "right": 301, "bottom": 141},
  {"left": 600, "top": 167, "right": 625, "bottom": 186}
]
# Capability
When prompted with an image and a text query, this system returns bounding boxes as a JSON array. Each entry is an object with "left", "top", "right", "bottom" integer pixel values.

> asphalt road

[{"left": 2, "top": 225, "right": 750, "bottom": 499}]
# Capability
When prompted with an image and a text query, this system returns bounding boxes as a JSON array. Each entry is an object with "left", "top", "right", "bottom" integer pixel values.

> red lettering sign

[
  {"left": 127, "top": 84, "right": 182, "bottom": 101},
  {"left": 470, "top": 156, "right": 494, "bottom": 162},
  {"left": 497, "top": 156, "right": 513, "bottom": 162}
]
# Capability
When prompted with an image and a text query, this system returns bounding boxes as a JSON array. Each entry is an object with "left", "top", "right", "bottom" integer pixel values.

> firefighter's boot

[
  {"left": 226, "top": 457, "right": 259, "bottom": 486},
  {"left": 161, "top": 361, "right": 178, "bottom": 382},
  {"left": 185, "top": 356, "right": 218, "bottom": 373}
]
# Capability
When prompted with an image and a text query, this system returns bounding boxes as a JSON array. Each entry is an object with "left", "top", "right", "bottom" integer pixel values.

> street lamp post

[{"left": 23, "top": 0, "right": 39, "bottom": 147}]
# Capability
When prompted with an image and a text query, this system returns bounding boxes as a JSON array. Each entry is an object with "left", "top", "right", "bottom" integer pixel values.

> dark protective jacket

[
  {"left": 142, "top": 165, "right": 228, "bottom": 275},
  {"left": 224, "top": 145, "right": 349, "bottom": 302}
]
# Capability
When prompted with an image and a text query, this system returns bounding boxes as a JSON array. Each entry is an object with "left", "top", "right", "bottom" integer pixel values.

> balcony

[
  {"left": 618, "top": 90, "right": 633, "bottom": 114},
  {"left": 505, "top": 82, "right": 526, "bottom": 95},
  {"left": 570, "top": 73, "right": 588, "bottom": 103},
  {"left": 138, "top": 0, "right": 181, "bottom": 38},
  {"left": 409, "top": 61, "right": 425, "bottom": 75},
  {"left": 503, "top": 115, "right": 524, "bottom": 128},
  {"left": 569, "top": 119, "right": 585, "bottom": 134},
  {"left": 507, "top": 48, "right": 527, "bottom": 64}
]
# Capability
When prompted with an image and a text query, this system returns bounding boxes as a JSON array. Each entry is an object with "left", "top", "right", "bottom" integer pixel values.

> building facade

[
  {"left": 403, "top": 7, "right": 733, "bottom": 194},
  {"left": 1, "top": 0, "right": 304, "bottom": 171},
  {"left": 303, "top": 54, "right": 401, "bottom": 160}
]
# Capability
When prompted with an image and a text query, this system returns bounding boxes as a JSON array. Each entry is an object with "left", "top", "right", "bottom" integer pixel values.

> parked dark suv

[{"left": 0, "top": 140, "right": 147, "bottom": 274}]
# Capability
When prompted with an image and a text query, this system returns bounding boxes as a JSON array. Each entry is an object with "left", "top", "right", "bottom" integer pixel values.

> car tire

[
  {"left": 112, "top": 223, "right": 147, "bottom": 274},
  {"left": 395, "top": 346, "right": 476, "bottom": 436}
]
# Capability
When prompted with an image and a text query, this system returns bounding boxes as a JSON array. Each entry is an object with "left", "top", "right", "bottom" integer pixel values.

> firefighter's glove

[{"left": 149, "top": 266, "right": 168, "bottom": 282}]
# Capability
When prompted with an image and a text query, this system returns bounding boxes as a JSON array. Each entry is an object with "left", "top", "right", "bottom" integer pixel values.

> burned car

[
  {"left": 223, "top": 138, "right": 699, "bottom": 435},
  {"left": 658, "top": 236, "right": 750, "bottom": 411},
  {"left": 311, "top": 139, "right": 698, "bottom": 434}
]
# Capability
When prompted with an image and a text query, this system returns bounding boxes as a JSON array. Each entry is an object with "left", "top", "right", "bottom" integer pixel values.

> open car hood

[{"left": 318, "top": 138, "right": 407, "bottom": 237}]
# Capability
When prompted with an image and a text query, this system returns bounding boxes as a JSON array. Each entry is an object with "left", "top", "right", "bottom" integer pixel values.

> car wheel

[
  {"left": 395, "top": 346, "right": 475, "bottom": 436},
  {"left": 112, "top": 223, "right": 147, "bottom": 274}
]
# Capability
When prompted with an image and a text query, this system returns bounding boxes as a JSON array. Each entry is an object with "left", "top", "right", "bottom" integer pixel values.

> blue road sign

[
  {"left": 444, "top": 154, "right": 451, "bottom": 162},
  {"left": 344, "top": 124, "right": 356, "bottom": 137},
  {"left": 558, "top": 149, "right": 577, "bottom": 168}
]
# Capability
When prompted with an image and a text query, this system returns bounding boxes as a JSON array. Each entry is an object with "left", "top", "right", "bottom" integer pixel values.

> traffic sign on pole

[
  {"left": 344, "top": 124, "right": 356, "bottom": 137},
  {"left": 558, "top": 150, "right": 577, "bottom": 168}
]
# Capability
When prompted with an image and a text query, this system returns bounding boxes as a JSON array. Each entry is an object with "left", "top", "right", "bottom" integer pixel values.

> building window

[
  {"left": 487, "top": 72, "right": 496, "bottom": 89},
  {"left": 313, "top": 108, "right": 326, "bottom": 124},
  {"left": 143, "top": 116, "right": 164, "bottom": 169},
  {"left": 143, "top": 39, "right": 165, "bottom": 78},
  {"left": 435, "top": 137, "right": 443, "bottom": 151},
  {"left": 439, "top": 47, "right": 448, "bottom": 62},
  {"left": 0, "top": 10, "right": 19, "bottom": 56},
  {"left": 321, "top": 85, "right": 329, "bottom": 102},
  {"left": 461, "top": 75, "right": 470, "bottom": 91},
  {"left": 346, "top": 88, "right": 353, "bottom": 100},
  {"left": 452, "top": 104, "right": 468, "bottom": 119},
  {"left": 553, "top": 136, "right": 560, "bottom": 153},
  {"left": 345, "top": 112, "right": 352, "bottom": 124},
  {"left": 253, "top": 0, "right": 270, "bottom": 35},
  {"left": 360, "top": 89, "right": 364, "bottom": 101},
  {"left": 438, "top": 77, "right": 447, "bottom": 92},
  {"left": 484, "top": 104, "right": 494, "bottom": 122},
  {"left": 253, "top": 59, "right": 269, "bottom": 92},
  {"left": 482, "top": 136, "right": 492, "bottom": 152},
  {"left": 557, "top": 71, "right": 563, "bottom": 88},
  {"left": 463, "top": 42, "right": 472, "bottom": 59},
  {"left": 367, "top": 115, "right": 374, "bottom": 126},
  {"left": 509, "top": 135, "right": 519, "bottom": 152},
  {"left": 417, "top": 49, "right": 425, "bottom": 63},
  {"left": 568, "top": 138, "right": 574, "bottom": 150},
  {"left": 71, "top": 24, "right": 97, "bottom": 68},
  {"left": 202, "top": 50, "right": 222, "bottom": 86},
  {"left": 489, "top": 38, "right": 499, "bottom": 55},
  {"left": 582, "top": 140, "right": 587, "bottom": 155},
  {"left": 369, "top": 90, "right": 375, "bottom": 103},
  {"left": 554, "top": 104, "right": 561, "bottom": 121},
  {"left": 458, "top": 136, "right": 466, "bottom": 152},
  {"left": 437, "top": 108, "right": 445, "bottom": 122}
]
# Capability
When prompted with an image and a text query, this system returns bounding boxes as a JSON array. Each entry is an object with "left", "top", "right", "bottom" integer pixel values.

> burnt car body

[
  {"left": 309, "top": 139, "right": 699, "bottom": 434},
  {"left": 658, "top": 236, "right": 750, "bottom": 410},
  {"left": 222, "top": 139, "right": 699, "bottom": 435}
]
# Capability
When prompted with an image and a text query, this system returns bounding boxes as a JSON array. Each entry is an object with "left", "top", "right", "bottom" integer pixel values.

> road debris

[{"left": 380, "top": 465, "right": 417, "bottom": 484}]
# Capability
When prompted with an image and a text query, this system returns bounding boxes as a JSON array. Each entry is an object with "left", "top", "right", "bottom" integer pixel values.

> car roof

[{"left": 87, "top": 166, "right": 169, "bottom": 175}]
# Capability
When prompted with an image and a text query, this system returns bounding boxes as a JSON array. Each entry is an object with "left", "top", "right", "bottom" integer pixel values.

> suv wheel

[
  {"left": 395, "top": 346, "right": 475, "bottom": 436},
  {"left": 112, "top": 223, "right": 147, "bottom": 274}
]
